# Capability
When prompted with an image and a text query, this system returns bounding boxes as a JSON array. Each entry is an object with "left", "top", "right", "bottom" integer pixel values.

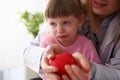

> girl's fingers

[
  {"left": 42, "top": 65, "right": 58, "bottom": 73},
  {"left": 45, "top": 44, "right": 63, "bottom": 59},
  {"left": 45, "top": 73, "right": 61, "bottom": 80},
  {"left": 41, "top": 58, "right": 58, "bottom": 73},
  {"left": 41, "top": 44, "right": 62, "bottom": 73},
  {"left": 41, "top": 54, "right": 58, "bottom": 73},
  {"left": 40, "top": 44, "right": 64, "bottom": 80}
]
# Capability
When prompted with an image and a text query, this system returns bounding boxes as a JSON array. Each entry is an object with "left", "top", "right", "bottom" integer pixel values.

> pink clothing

[
  {"left": 40, "top": 35, "right": 101, "bottom": 80},
  {"left": 40, "top": 35, "right": 100, "bottom": 62}
]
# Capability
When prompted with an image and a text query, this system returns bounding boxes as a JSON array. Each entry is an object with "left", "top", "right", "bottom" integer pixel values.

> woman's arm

[
  {"left": 63, "top": 42, "right": 120, "bottom": 80},
  {"left": 23, "top": 33, "right": 45, "bottom": 73},
  {"left": 62, "top": 53, "right": 91, "bottom": 80},
  {"left": 92, "top": 40, "right": 120, "bottom": 80},
  {"left": 92, "top": 13, "right": 120, "bottom": 80}
]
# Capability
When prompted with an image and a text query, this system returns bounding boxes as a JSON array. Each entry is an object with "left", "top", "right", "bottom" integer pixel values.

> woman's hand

[
  {"left": 41, "top": 44, "right": 63, "bottom": 80},
  {"left": 62, "top": 52, "right": 91, "bottom": 80}
]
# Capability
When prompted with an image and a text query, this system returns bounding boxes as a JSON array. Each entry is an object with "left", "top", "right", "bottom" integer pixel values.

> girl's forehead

[{"left": 47, "top": 15, "right": 78, "bottom": 20}]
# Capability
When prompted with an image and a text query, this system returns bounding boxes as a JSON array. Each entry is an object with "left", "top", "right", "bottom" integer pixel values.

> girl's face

[
  {"left": 92, "top": 0, "right": 120, "bottom": 17},
  {"left": 47, "top": 16, "right": 83, "bottom": 46}
]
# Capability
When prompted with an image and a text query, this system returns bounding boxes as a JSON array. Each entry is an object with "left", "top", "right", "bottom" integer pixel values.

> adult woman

[
  {"left": 23, "top": 0, "right": 120, "bottom": 80},
  {"left": 40, "top": 0, "right": 120, "bottom": 80}
]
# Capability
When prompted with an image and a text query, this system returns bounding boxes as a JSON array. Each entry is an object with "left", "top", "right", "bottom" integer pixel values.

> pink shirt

[{"left": 40, "top": 35, "right": 101, "bottom": 80}]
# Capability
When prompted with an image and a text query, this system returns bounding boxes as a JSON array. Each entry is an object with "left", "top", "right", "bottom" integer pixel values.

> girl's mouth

[{"left": 57, "top": 35, "right": 68, "bottom": 39}]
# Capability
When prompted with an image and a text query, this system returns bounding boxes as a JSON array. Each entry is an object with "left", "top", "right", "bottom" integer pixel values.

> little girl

[{"left": 40, "top": 0, "right": 101, "bottom": 79}]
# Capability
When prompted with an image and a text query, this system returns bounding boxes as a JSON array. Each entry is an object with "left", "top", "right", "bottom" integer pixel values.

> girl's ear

[
  {"left": 80, "top": 0, "right": 87, "bottom": 5},
  {"left": 78, "top": 15, "right": 84, "bottom": 27}
]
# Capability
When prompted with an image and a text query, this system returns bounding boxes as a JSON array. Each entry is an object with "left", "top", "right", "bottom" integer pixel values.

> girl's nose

[{"left": 57, "top": 25, "right": 64, "bottom": 33}]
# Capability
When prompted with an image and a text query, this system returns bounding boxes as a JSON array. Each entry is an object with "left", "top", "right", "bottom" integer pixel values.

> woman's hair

[
  {"left": 84, "top": 0, "right": 120, "bottom": 33},
  {"left": 44, "top": 0, "right": 85, "bottom": 19},
  {"left": 82, "top": 0, "right": 100, "bottom": 33}
]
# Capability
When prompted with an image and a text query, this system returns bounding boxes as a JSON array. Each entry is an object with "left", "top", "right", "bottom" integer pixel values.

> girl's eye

[
  {"left": 50, "top": 23, "right": 56, "bottom": 26},
  {"left": 63, "top": 21, "right": 71, "bottom": 25}
]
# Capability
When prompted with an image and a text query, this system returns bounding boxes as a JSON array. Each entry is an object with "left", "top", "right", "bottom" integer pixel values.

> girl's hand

[
  {"left": 41, "top": 44, "right": 63, "bottom": 80},
  {"left": 62, "top": 52, "right": 91, "bottom": 80}
]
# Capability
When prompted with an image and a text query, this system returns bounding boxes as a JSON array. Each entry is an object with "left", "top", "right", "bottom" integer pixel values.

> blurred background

[{"left": 0, "top": 0, "right": 45, "bottom": 80}]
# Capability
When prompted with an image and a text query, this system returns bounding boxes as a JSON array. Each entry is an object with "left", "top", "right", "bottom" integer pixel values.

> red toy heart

[{"left": 48, "top": 53, "right": 76, "bottom": 76}]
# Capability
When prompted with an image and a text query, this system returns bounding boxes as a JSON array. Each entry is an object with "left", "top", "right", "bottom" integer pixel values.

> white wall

[{"left": 0, "top": 0, "right": 45, "bottom": 80}]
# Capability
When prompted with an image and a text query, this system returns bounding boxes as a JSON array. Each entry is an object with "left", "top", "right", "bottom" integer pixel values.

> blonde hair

[
  {"left": 44, "top": 0, "right": 85, "bottom": 19},
  {"left": 81, "top": 0, "right": 100, "bottom": 33}
]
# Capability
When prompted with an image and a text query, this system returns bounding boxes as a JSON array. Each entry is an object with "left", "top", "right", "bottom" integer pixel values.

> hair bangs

[{"left": 45, "top": 0, "right": 82, "bottom": 19}]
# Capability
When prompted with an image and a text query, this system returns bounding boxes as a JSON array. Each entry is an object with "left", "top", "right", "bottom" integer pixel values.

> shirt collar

[{"left": 101, "top": 10, "right": 120, "bottom": 28}]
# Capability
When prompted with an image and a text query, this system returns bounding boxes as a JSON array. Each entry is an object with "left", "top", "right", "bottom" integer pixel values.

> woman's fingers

[
  {"left": 62, "top": 52, "right": 91, "bottom": 80},
  {"left": 64, "top": 65, "right": 90, "bottom": 80},
  {"left": 73, "top": 52, "right": 90, "bottom": 72},
  {"left": 62, "top": 75, "right": 70, "bottom": 80},
  {"left": 71, "top": 65, "right": 90, "bottom": 80},
  {"left": 64, "top": 65, "right": 80, "bottom": 80}
]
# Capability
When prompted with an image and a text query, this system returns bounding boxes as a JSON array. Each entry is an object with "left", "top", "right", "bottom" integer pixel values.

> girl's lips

[
  {"left": 93, "top": 0, "right": 107, "bottom": 9},
  {"left": 57, "top": 35, "right": 68, "bottom": 39}
]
